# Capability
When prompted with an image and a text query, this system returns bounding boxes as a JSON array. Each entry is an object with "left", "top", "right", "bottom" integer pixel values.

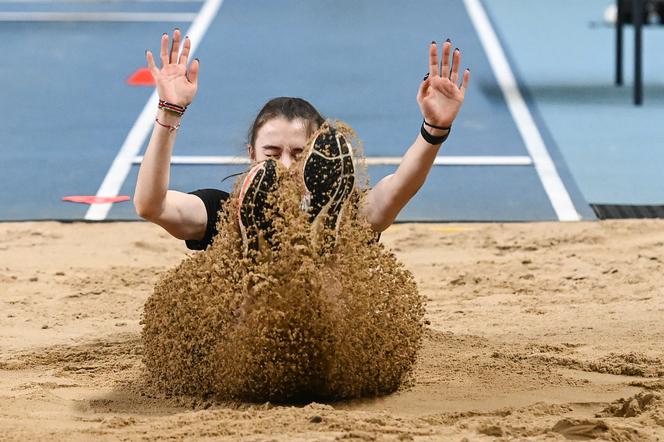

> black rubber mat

[{"left": 590, "top": 204, "right": 664, "bottom": 219}]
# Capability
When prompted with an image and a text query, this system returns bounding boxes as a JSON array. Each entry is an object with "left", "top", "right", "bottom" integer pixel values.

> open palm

[
  {"left": 417, "top": 41, "right": 470, "bottom": 128},
  {"left": 146, "top": 29, "right": 199, "bottom": 107}
]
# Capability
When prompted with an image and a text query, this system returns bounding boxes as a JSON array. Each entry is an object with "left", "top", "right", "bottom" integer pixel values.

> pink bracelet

[{"left": 155, "top": 117, "right": 180, "bottom": 132}]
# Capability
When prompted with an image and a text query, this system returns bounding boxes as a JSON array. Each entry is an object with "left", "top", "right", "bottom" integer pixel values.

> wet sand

[{"left": 1, "top": 220, "right": 663, "bottom": 441}]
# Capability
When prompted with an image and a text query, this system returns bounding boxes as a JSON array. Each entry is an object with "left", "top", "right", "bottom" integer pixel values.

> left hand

[
  {"left": 417, "top": 40, "right": 470, "bottom": 128},
  {"left": 146, "top": 29, "right": 200, "bottom": 108}
]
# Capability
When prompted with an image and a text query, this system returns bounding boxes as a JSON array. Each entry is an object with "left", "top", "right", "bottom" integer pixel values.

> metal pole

[
  {"left": 616, "top": 0, "right": 623, "bottom": 85},
  {"left": 633, "top": 0, "right": 643, "bottom": 105}
]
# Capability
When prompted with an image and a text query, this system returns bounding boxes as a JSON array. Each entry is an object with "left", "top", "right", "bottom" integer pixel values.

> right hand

[{"left": 146, "top": 29, "right": 199, "bottom": 107}]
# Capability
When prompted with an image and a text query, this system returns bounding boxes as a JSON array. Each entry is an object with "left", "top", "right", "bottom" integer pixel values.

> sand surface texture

[{"left": 1, "top": 220, "right": 663, "bottom": 441}]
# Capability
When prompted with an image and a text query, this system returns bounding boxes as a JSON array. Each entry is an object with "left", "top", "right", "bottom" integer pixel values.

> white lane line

[
  {"left": 85, "top": 0, "right": 223, "bottom": 220},
  {"left": 432, "top": 156, "right": 531, "bottom": 166},
  {"left": 132, "top": 155, "right": 534, "bottom": 166},
  {"left": 463, "top": 0, "right": 580, "bottom": 221},
  {"left": 0, "top": 0, "right": 201, "bottom": 2},
  {"left": 0, "top": 12, "right": 196, "bottom": 21}
]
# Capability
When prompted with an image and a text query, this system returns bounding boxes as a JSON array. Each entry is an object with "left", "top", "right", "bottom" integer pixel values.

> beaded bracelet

[{"left": 158, "top": 99, "right": 187, "bottom": 117}]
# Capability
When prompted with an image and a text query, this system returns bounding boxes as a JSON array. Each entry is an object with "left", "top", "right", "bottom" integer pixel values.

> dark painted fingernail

[
  {"left": 162, "top": 32, "right": 167, "bottom": 36},
  {"left": 431, "top": 40, "right": 436, "bottom": 45},
  {"left": 423, "top": 72, "right": 430, "bottom": 81},
  {"left": 195, "top": 58, "right": 200, "bottom": 62},
  {"left": 455, "top": 47, "right": 460, "bottom": 52},
  {"left": 446, "top": 38, "right": 451, "bottom": 42},
  {"left": 175, "top": 27, "right": 180, "bottom": 31}
]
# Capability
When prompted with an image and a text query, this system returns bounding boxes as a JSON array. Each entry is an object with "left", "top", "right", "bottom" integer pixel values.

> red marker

[
  {"left": 127, "top": 67, "right": 155, "bottom": 86},
  {"left": 62, "top": 196, "right": 130, "bottom": 205}
]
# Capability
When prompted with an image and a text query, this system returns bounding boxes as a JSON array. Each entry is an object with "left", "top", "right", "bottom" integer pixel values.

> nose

[{"left": 279, "top": 153, "right": 294, "bottom": 169}]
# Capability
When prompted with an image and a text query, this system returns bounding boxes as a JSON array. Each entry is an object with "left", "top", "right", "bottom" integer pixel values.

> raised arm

[
  {"left": 362, "top": 40, "right": 470, "bottom": 231},
  {"left": 133, "top": 30, "right": 207, "bottom": 241}
]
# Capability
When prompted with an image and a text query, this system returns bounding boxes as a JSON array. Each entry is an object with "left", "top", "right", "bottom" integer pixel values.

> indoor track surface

[{"left": 3, "top": 0, "right": 662, "bottom": 222}]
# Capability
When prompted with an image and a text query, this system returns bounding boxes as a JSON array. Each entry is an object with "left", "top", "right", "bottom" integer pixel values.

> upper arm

[
  {"left": 144, "top": 190, "right": 208, "bottom": 241},
  {"left": 362, "top": 174, "right": 400, "bottom": 232}
]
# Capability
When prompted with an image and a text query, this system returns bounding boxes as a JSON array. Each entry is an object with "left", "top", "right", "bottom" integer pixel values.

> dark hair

[{"left": 247, "top": 97, "right": 325, "bottom": 147}]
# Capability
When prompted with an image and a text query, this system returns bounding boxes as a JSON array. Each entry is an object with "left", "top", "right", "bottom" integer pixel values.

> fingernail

[
  {"left": 431, "top": 40, "right": 436, "bottom": 45},
  {"left": 455, "top": 47, "right": 459, "bottom": 52},
  {"left": 195, "top": 58, "right": 200, "bottom": 62},
  {"left": 423, "top": 72, "right": 430, "bottom": 81},
  {"left": 162, "top": 32, "right": 167, "bottom": 36},
  {"left": 175, "top": 27, "right": 180, "bottom": 31},
  {"left": 185, "top": 35, "right": 189, "bottom": 39},
  {"left": 446, "top": 38, "right": 451, "bottom": 42}
]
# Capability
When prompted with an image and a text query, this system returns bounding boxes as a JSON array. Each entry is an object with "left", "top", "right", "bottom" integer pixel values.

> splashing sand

[{"left": 141, "top": 122, "right": 425, "bottom": 402}]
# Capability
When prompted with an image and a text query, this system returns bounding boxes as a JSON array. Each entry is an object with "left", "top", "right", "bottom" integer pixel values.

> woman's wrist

[
  {"left": 425, "top": 126, "right": 450, "bottom": 137},
  {"left": 157, "top": 108, "right": 182, "bottom": 126},
  {"left": 420, "top": 120, "right": 451, "bottom": 145},
  {"left": 423, "top": 119, "right": 451, "bottom": 135}
]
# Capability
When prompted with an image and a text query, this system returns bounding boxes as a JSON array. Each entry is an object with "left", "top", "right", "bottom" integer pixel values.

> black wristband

[{"left": 420, "top": 122, "right": 450, "bottom": 145}]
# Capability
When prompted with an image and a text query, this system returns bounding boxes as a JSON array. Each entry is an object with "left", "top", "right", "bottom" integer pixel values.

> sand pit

[{"left": 2, "top": 219, "right": 664, "bottom": 440}]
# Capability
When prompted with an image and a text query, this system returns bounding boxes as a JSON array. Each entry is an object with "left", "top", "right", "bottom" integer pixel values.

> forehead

[{"left": 255, "top": 118, "right": 308, "bottom": 147}]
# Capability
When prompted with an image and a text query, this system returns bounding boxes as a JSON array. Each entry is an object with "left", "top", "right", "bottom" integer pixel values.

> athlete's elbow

[
  {"left": 369, "top": 215, "right": 397, "bottom": 233},
  {"left": 134, "top": 199, "right": 160, "bottom": 221},
  {"left": 134, "top": 204, "right": 153, "bottom": 221},
  {"left": 365, "top": 199, "right": 401, "bottom": 233},
  {"left": 362, "top": 188, "right": 403, "bottom": 232}
]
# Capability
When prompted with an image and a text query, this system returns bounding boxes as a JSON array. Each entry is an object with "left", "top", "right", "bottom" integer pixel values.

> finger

[
  {"left": 169, "top": 28, "right": 181, "bottom": 64},
  {"left": 188, "top": 58, "right": 200, "bottom": 84},
  {"left": 179, "top": 36, "right": 190, "bottom": 65},
  {"left": 460, "top": 68, "right": 470, "bottom": 95},
  {"left": 441, "top": 40, "right": 452, "bottom": 78},
  {"left": 428, "top": 41, "right": 438, "bottom": 78},
  {"left": 417, "top": 76, "right": 430, "bottom": 102},
  {"left": 160, "top": 33, "right": 169, "bottom": 67},
  {"left": 146, "top": 50, "right": 159, "bottom": 77},
  {"left": 450, "top": 48, "right": 460, "bottom": 85}
]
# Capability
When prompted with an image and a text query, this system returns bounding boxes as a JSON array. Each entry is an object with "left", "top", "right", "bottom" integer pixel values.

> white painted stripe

[
  {"left": 433, "top": 156, "right": 531, "bottom": 166},
  {"left": 85, "top": 0, "right": 223, "bottom": 220},
  {"left": 0, "top": 0, "right": 201, "bottom": 2},
  {"left": 0, "top": 11, "right": 196, "bottom": 21},
  {"left": 133, "top": 155, "right": 250, "bottom": 165},
  {"left": 132, "top": 155, "right": 534, "bottom": 166},
  {"left": 463, "top": 0, "right": 580, "bottom": 221}
]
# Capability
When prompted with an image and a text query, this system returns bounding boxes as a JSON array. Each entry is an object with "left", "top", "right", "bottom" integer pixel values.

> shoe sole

[
  {"left": 237, "top": 159, "right": 278, "bottom": 251},
  {"left": 303, "top": 126, "right": 355, "bottom": 234}
]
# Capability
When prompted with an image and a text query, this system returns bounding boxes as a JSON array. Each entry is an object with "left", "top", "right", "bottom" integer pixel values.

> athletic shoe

[
  {"left": 238, "top": 159, "right": 278, "bottom": 252},
  {"left": 302, "top": 124, "right": 355, "bottom": 242}
]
